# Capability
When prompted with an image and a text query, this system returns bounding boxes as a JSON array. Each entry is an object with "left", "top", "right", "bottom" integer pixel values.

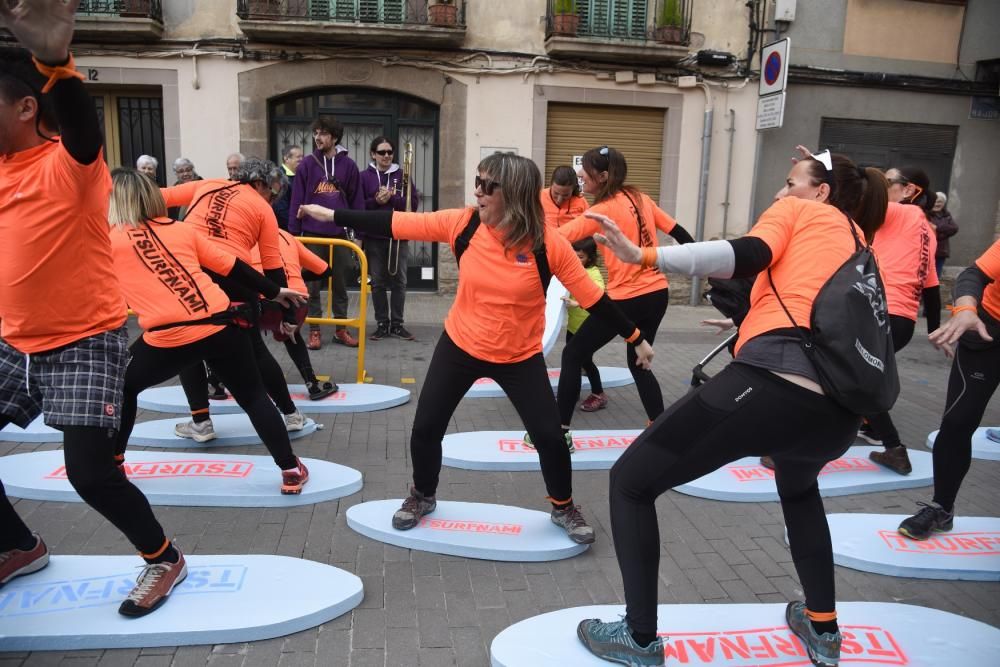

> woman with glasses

[
  {"left": 541, "top": 165, "right": 587, "bottom": 228},
  {"left": 575, "top": 151, "right": 888, "bottom": 667},
  {"left": 555, "top": 146, "right": 694, "bottom": 435},
  {"left": 298, "top": 153, "right": 652, "bottom": 545},
  {"left": 857, "top": 166, "right": 940, "bottom": 476}
]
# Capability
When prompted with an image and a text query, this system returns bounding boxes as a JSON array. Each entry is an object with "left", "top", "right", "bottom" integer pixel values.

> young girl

[{"left": 564, "top": 238, "right": 608, "bottom": 412}]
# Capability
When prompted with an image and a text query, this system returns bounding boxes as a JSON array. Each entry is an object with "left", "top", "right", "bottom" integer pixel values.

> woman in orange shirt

[
  {"left": 299, "top": 153, "right": 652, "bottom": 545},
  {"left": 575, "top": 151, "right": 888, "bottom": 667},
  {"left": 541, "top": 165, "right": 587, "bottom": 228},
  {"left": 556, "top": 147, "right": 693, "bottom": 432},
  {"left": 107, "top": 169, "right": 310, "bottom": 496}
]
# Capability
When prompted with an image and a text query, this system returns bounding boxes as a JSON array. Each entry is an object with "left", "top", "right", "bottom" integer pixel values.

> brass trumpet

[{"left": 389, "top": 141, "right": 413, "bottom": 276}]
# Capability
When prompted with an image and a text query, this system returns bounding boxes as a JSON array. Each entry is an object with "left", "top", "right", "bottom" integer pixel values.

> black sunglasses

[
  {"left": 375, "top": 149, "right": 393, "bottom": 156},
  {"left": 475, "top": 175, "right": 501, "bottom": 195}
]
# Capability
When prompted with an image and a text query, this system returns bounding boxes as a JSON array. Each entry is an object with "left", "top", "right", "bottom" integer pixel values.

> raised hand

[
  {"left": 587, "top": 211, "right": 643, "bottom": 264},
  {"left": 0, "top": 0, "right": 81, "bottom": 64}
]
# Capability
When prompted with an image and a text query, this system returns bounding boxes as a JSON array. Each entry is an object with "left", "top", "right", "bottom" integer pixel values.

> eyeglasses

[
  {"left": 475, "top": 175, "right": 501, "bottom": 196},
  {"left": 375, "top": 150, "right": 394, "bottom": 156}
]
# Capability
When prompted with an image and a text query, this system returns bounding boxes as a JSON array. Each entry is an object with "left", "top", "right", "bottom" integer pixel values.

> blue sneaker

[
  {"left": 785, "top": 601, "right": 841, "bottom": 667},
  {"left": 576, "top": 617, "right": 665, "bottom": 666}
]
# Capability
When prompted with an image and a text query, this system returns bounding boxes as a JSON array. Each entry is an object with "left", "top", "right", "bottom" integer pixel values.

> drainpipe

[
  {"left": 721, "top": 108, "right": 736, "bottom": 240},
  {"left": 689, "top": 82, "right": 714, "bottom": 305}
]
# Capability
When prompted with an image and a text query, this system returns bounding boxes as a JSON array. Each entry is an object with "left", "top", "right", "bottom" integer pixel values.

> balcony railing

[
  {"left": 545, "top": 0, "right": 691, "bottom": 45},
  {"left": 78, "top": 0, "right": 163, "bottom": 21},
  {"left": 70, "top": 0, "right": 164, "bottom": 41},
  {"left": 237, "top": 0, "right": 465, "bottom": 28}
]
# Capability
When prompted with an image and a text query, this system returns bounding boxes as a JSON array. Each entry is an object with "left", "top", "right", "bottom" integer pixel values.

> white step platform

[
  {"left": 0, "top": 451, "right": 362, "bottom": 508},
  {"left": 490, "top": 602, "right": 1000, "bottom": 667},
  {"left": 674, "top": 446, "right": 932, "bottom": 503},
  {"left": 0, "top": 554, "right": 362, "bottom": 651},
  {"left": 346, "top": 499, "right": 588, "bottom": 562},
  {"left": 442, "top": 429, "right": 642, "bottom": 471},
  {"left": 827, "top": 513, "right": 1000, "bottom": 581},
  {"left": 541, "top": 277, "right": 568, "bottom": 358},
  {"left": 0, "top": 416, "right": 61, "bottom": 443},
  {"left": 926, "top": 427, "right": 1000, "bottom": 461},
  {"left": 128, "top": 414, "right": 319, "bottom": 448},
  {"left": 464, "top": 367, "right": 634, "bottom": 399},
  {"left": 136, "top": 383, "right": 409, "bottom": 414}
]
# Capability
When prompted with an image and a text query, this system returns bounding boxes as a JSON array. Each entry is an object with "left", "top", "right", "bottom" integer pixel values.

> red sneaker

[
  {"left": 579, "top": 393, "right": 608, "bottom": 412},
  {"left": 281, "top": 458, "right": 310, "bottom": 495},
  {"left": 307, "top": 329, "right": 322, "bottom": 350},
  {"left": 0, "top": 533, "right": 49, "bottom": 585},
  {"left": 333, "top": 329, "right": 359, "bottom": 347}
]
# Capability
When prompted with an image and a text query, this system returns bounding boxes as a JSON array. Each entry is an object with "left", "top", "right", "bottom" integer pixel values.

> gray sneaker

[
  {"left": 173, "top": 419, "right": 216, "bottom": 443},
  {"left": 577, "top": 617, "right": 665, "bottom": 666},
  {"left": 551, "top": 504, "right": 595, "bottom": 544},
  {"left": 786, "top": 601, "right": 841, "bottom": 667},
  {"left": 392, "top": 488, "right": 437, "bottom": 530},
  {"left": 522, "top": 431, "right": 575, "bottom": 453},
  {"left": 284, "top": 410, "right": 306, "bottom": 432}
]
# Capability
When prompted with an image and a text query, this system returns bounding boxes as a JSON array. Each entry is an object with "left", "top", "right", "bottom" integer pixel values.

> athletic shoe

[
  {"left": 390, "top": 324, "right": 416, "bottom": 341},
  {"left": 522, "top": 431, "right": 575, "bottom": 453},
  {"left": 173, "top": 419, "right": 217, "bottom": 443},
  {"left": 579, "top": 393, "right": 608, "bottom": 412},
  {"left": 785, "top": 601, "right": 841, "bottom": 667},
  {"left": 760, "top": 455, "right": 776, "bottom": 470},
  {"left": 986, "top": 428, "right": 1000, "bottom": 444},
  {"left": 898, "top": 502, "right": 954, "bottom": 541},
  {"left": 334, "top": 329, "right": 359, "bottom": 347},
  {"left": 118, "top": 550, "right": 188, "bottom": 617},
  {"left": 306, "top": 380, "right": 337, "bottom": 400},
  {"left": 307, "top": 329, "right": 322, "bottom": 350},
  {"left": 856, "top": 423, "right": 882, "bottom": 445},
  {"left": 207, "top": 383, "right": 228, "bottom": 401},
  {"left": 576, "top": 617, "right": 665, "bottom": 666},
  {"left": 0, "top": 534, "right": 49, "bottom": 586},
  {"left": 281, "top": 458, "right": 310, "bottom": 495},
  {"left": 392, "top": 487, "right": 437, "bottom": 530},
  {"left": 369, "top": 323, "right": 390, "bottom": 341},
  {"left": 284, "top": 410, "right": 306, "bottom": 431},
  {"left": 551, "top": 504, "right": 596, "bottom": 544},
  {"left": 869, "top": 446, "right": 912, "bottom": 475}
]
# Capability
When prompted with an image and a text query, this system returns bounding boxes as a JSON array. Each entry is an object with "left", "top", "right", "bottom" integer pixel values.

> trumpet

[{"left": 389, "top": 141, "right": 413, "bottom": 276}]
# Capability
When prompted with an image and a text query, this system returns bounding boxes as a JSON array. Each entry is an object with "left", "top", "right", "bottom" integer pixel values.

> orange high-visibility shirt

[
  {"left": 252, "top": 229, "right": 328, "bottom": 294},
  {"left": 872, "top": 202, "right": 938, "bottom": 321},
  {"left": 540, "top": 188, "right": 587, "bottom": 228},
  {"left": 975, "top": 238, "right": 1000, "bottom": 321}
]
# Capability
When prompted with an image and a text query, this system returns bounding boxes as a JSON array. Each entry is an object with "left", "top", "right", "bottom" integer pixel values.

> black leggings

[
  {"left": 558, "top": 288, "right": 668, "bottom": 425},
  {"left": 0, "top": 419, "right": 166, "bottom": 554},
  {"left": 609, "top": 362, "right": 858, "bottom": 635},
  {"left": 866, "top": 315, "right": 916, "bottom": 447},
  {"left": 931, "top": 341, "right": 1000, "bottom": 511},
  {"left": 566, "top": 330, "right": 603, "bottom": 395},
  {"left": 411, "top": 332, "right": 572, "bottom": 501},
  {"left": 119, "top": 327, "right": 297, "bottom": 470},
  {"left": 282, "top": 330, "right": 318, "bottom": 384}
]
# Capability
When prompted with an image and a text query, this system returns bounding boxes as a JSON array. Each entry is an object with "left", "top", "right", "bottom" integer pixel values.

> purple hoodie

[
  {"left": 288, "top": 145, "right": 363, "bottom": 236},
  {"left": 359, "top": 163, "right": 421, "bottom": 239}
]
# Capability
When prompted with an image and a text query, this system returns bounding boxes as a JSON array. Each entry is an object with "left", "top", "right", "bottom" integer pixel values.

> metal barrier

[{"left": 299, "top": 236, "right": 370, "bottom": 384}]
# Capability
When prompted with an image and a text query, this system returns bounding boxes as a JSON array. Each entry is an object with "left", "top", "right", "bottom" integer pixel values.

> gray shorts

[{"left": 0, "top": 326, "right": 128, "bottom": 430}]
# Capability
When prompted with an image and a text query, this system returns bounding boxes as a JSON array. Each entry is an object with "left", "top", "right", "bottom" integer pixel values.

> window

[
  {"left": 579, "top": 0, "right": 648, "bottom": 40},
  {"left": 91, "top": 89, "right": 166, "bottom": 185}
]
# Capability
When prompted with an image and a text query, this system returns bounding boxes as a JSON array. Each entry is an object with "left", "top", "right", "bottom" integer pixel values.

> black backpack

[
  {"left": 768, "top": 218, "right": 899, "bottom": 415},
  {"left": 453, "top": 211, "right": 551, "bottom": 295}
]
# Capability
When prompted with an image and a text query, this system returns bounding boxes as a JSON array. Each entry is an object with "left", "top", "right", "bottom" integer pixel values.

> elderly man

[
  {"left": 136, "top": 154, "right": 158, "bottom": 182},
  {"left": 226, "top": 152, "right": 244, "bottom": 180},
  {"left": 168, "top": 157, "right": 201, "bottom": 220}
]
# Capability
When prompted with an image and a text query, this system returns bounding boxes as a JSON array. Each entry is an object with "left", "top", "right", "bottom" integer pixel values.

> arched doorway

[{"left": 270, "top": 88, "right": 439, "bottom": 290}]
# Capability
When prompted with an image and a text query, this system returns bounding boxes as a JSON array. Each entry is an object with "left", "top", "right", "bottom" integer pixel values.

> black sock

[
  {"left": 551, "top": 499, "right": 572, "bottom": 512},
  {"left": 16, "top": 534, "right": 39, "bottom": 551},
  {"left": 191, "top": 412, "right": 210, "bottom": 425},
  {"left": 933, "top": 499, "right": 954, "bottom": 514},
  {"left": 811, "top": 619, "right": 839, "bottom": 635},
  {"left": 143, "top": 542, "right": 179, "bottom": 565},
  {"left": 630, "top": 629, "right": 657, "bottom": 648}
]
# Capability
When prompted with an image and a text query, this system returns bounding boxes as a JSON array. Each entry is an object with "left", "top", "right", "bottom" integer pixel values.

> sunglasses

[
  {"left": 475, "top": 175, "right": 501, "bottom": 196},
  {"left": 375, "top": 149, "right": 394, "bottom": 156},
  {"left": 809, "top": 149, "right": 834, "bottom": 187}
]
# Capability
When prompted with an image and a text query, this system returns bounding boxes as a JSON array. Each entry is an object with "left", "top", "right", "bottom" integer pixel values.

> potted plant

[
  {"left": 654, "top": 0, "right": 684, "bottom": 44},
  {"left": 551, "top": 0, "right": 579, "bottom": 37},
  {"left": 428, "top": 0, "right": 458, "bottom": 26}
]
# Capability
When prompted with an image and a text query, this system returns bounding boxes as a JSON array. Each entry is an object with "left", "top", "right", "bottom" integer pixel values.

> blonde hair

[
  {"left": 477, "top": 152, "right": 545, "bottom": 253},
  {"left": 109, "top": 167, "right": 167, "bottom": 228}
]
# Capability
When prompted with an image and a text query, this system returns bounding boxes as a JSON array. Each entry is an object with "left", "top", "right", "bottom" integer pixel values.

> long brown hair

[
  {"left": 580, "top": 146, "right": 642, "bottom": 204},
  {"left": 478, "top": 152, "right": 545, "bottom": 253},
  {"left": 803, "top": 154, "right": 888, "bottom": 242}
]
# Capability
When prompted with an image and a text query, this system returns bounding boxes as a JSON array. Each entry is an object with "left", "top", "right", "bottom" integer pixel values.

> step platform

[
  {"left": 926, "top": 427, "right": 1000, "bottom": 461},
  {"left": 674, "top": 446, "right": 932, "bottom": 503},
  {"left": 346, "top": 499, "right": 588, "bottom": 562},
  {"left": 827, "top": 513, "right": 1000, "bottom": 581},
  {"left": 541, "top": 276, "right": 568, "bottom": 358},
  {"left": 464, "top": 367, "right": 634, "bottom": 399},
  {"left": 0, "top": 415, "right": 61, "bottom": 443},
  {"left": 0, "top": 554, "right": 362, "bottom": 651},
  {"left": 442, "top": 429, "right": 642, "bottom": 471},
  {"left": 136, "top": 383, "right": 409, "bottom": 414},
  {"left": 128, "top": 414, "right": 319, "bottom": 448},
  {"left": 0, "top": 451, "right": 362, "bottom": 508},
  {"left": 490, "top": 601, "right": 1000, "bottom": 666}
]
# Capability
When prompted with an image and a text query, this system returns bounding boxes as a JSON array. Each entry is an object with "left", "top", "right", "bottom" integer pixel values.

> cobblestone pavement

[{"left": 2, "top": 294, "right": 998, "bottom": 666}]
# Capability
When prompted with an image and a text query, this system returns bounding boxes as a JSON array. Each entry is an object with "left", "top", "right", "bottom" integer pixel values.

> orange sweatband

[
  {"left": 948, "top": 305, "right": 977, "bottom": 316},
  {"left": 806, "top": 609, "right": 838, "bottom": 622},
  {"left": 140, "top": 538, "right": 170, "bottom": 560},
  {"left": 625, "top": 328, "right": 642, "bottom": 344},
  {"left": 547, "top": 496, "right": 573, "bottom": 506},
  {"left": 640, "top": 247, "right": 658, "bottom": 269},
  {"left": 32, "top": 54, "right": 85, "bottom": 94}
]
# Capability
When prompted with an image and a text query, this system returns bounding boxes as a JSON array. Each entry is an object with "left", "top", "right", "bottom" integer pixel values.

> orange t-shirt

[
  {"left": 392, "top": 208, "right": 604, "bottom": 363},
  {"left": 252, "top": 229, "right": 328, "bottom": 294},
  {"left": 109, "top": 218, "right": 236, "bottom": 348},
  {"left": 0, "top": 141, "right": 126, "bottom": 353},
  {"left": 737, "top": 197, "right": 867, "bottom": 355},
  {"left": 559, "top": 190, "right": 676, "bottom": 300},
  {"left": 975, "top": 238, "right": 1000, "bottom": 321},
  {"left": 540, "top": 188, "right": 588, "bottom": 228},
  {"left": 161, "top": 179, "right": 283, "bottom": 270},
  {"left": 872, "top": 202, "right": 939, "bottom": 321}
]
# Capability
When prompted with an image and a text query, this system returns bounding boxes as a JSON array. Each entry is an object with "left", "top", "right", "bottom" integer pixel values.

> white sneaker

[
  {"left": 284, "top": 410, "right": 306, "bottom": 432},
  {"left": 173, "top": 419, "right": 216, "bottom": 443}
]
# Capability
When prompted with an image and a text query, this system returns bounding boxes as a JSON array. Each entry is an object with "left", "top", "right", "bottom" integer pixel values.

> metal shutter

[{"left": 544, "top": 103, "right": 665, "bottom": 203}]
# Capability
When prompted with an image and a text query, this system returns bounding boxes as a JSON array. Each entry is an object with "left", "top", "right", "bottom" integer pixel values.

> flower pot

[
  {"left": 654, "top": 25, "right": 684, "bottom": 44},
  {"left": 428, "top": 4, "right": 458, "bottom": 26},
  {"left": 552, "top": 13, "right": 579, "bottom": 37}
]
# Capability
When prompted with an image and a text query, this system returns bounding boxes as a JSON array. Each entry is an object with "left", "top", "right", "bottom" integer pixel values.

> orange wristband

[
  {"left": 625, "top": 328, "right": 642, "bottom": 343},
  {"left": 32, "top": 54, "right": 84, "bottom": 93},
  {"left": 948, "top": 305, "right": 978, "bottom": 316},
  {"left": 806, "top": 609, "right": 838, "bottom": 622},
  {"left": 640, "top": 247, "right": 658, "bottom": 269}
]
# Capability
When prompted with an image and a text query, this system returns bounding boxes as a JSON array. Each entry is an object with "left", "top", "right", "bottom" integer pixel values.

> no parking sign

[{"left": 757, "top": 38, "right": 790, "bottom": 130}]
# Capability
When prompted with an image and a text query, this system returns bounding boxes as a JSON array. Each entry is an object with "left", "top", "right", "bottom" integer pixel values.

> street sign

[
  {"left": 759, "top": 38, "right": 790, "bottom": 96},
  {"left": 756, "top": 91, "right": 786, "bottom": 130}
]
